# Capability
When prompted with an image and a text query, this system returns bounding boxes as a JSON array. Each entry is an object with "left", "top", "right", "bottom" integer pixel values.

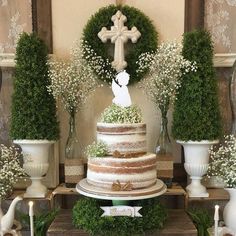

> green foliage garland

[
  {"left": 82, "top": 4, "right": 158, "bottom": 84},
  {"left": 172, "top": 29, "right": 222, "bottom": 141},
  {"left": 73, "top": 197, "right": 167, "bottom": 236},
  {"left": 10, "top": 32, "right": 59, "bottom": 140}
]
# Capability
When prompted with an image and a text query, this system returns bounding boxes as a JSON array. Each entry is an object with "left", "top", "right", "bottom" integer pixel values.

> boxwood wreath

[
  {"left": 73, "top": 197, "right": 167, "bottom": 236},
  {"left": 82, "top": 4, "right": 158, "bottom": 84}
]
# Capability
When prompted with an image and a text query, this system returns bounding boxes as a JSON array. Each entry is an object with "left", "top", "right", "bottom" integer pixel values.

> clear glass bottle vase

[
  {"left": 156, "top": 111, "right": 173, "bottom": 187},
  {"left": 155, "top": 112, "right": 172, "bottom": 155},
  {"left": 65, "top": 111, "right": 81, "bottom": 159},
  {"left": 65, "top": 111, "right": 84, "bottom": 187}
]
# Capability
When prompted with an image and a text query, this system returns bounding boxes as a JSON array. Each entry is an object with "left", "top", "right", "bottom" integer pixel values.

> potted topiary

[
  {"left": 10, "top": 32, "right": 59, "bottom": 198},
  {"left": 172, "top": 29, "right": 222, "bottom": 197}
]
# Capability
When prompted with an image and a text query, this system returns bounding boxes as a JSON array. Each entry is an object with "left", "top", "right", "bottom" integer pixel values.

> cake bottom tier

[{"left": 87, "top": 153, "right": 157, "bottom": 189}]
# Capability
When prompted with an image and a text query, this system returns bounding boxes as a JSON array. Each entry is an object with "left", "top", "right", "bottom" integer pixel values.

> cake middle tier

[
  {"left": 97, "top": 122, "right": 147, "bottom": 156},
  {"left": 87, "top": 153, "right": 157, "bottom": 189}
]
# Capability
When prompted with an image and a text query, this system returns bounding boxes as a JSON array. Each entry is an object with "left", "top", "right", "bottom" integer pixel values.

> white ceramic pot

[
  {"left": 223, "top": 188, "right": 236, "bottom": 233},
  {"left": 14, "top": 140, "right": 54, "bottom": 198},
  {"left": 177, "top": 140, "right": 218, "bottom": 197}
]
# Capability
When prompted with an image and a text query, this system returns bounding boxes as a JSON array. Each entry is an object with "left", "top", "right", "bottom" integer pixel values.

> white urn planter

[
  {"left": 14, "top": 140, "right": 54, "bottom": 198},
  {"left": 177, "top": 140, "right": 218, "bottom": 198},
  {"left": 223, "top": 188, "right": 236, "bottom": 233}
]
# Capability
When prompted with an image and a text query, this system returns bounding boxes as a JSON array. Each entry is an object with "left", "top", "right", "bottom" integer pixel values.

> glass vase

[
  {"left": 156, "top": 110, "right": 173, "bottom": 188},
  {"left": 156, "top": 112, "right": 172, "bottom": 155},
  {"left": 64, "top": 111, "right": 84, "bottom": 188}
]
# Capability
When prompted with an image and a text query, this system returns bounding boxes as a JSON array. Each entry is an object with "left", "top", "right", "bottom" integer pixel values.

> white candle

[
  {"left": 214, "top": 205, "right": 219, "bottom": 236},
  {"left": 28, "top": 201, "right": 34, "bottom": 236}
]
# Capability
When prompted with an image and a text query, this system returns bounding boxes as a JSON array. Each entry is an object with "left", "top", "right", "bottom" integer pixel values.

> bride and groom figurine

[{"left": 112, "top": 70, "right": 132, "bottom": 108}]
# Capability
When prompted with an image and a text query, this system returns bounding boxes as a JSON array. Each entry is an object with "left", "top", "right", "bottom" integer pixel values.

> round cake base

[{"left": 76, "top": 178, "right": 166, "bottom": 200}]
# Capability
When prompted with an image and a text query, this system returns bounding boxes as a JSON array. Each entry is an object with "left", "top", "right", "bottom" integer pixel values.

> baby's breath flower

[
  {"left": 80, "top": 40, "right": 116, "bottom": 82},
  {"left": 208, "top": 135, "right": 236, "bottom": 188},
  {"left": 86, "top": 141, "right": 108, "bottom": 157},
  {"left": 0, "top": 144, "right": 26, "bottom": 199},
  {"left": 47, "top": 41, "right": 98, "bottom": 114},
  {"left": 137, "top": 41, "right": 197, "bottom": 113},
  {"left": 100, "top": 104, "right": 142, "bottom": 124}
]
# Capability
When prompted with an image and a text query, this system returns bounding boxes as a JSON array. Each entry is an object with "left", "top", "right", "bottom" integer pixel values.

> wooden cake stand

[{"left": 76, "top": 178, "right": 167, "bottom": 201}]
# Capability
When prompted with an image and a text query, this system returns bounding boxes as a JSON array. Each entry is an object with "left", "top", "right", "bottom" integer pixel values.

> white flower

[
  {"left": 0, "top": 144, "right": 26, "bottom": 199},
  {"left": 208, "top": 135, "right": 236, "bottom": 188},
  {"left": 79, "top": 40, "right": 115, "bottom": 82},
  {"left": 47, "top": 41, "right": 98, "bottom": 114},
  {"left": 85, "top": 141, "right": 108, "bottom": 157},
  {"left": 137, "top": 41, "right": 197, "bottom": 113}
]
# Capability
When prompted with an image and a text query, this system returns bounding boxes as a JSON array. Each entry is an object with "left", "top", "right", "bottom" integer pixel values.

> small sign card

[{"left": 101, "top": 206, "right": 142, "bottom": 217}]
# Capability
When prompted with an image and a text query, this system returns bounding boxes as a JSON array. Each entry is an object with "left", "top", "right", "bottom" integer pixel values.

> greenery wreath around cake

[
  {"left": 82, "top": 4, "right": 158, "bottom": 84},
  {"left": 73, "top": 197, "right": 167, "bottom": 236}
]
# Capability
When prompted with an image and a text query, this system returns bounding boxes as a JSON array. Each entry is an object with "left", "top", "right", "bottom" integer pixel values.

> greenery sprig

[
  {"left": 187, "top": 208, "right": 213, "bottom": 236},
  {"left": 82, "top": 4, "right": 158, "bottom": 84},
  {"left": 18, "top": 208, "right": 59, "bottom": 236},
  {"left": 73, "top": 197, "right": 167, "bottom": 236},
  {"left": 100, "top": 104, "right": 142, "bottom": 124}
]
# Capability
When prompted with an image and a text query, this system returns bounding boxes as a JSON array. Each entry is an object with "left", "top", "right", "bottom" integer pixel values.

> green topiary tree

[
  {"left": 10, "top": 32, "right": 59, "bottom": 140},
  {"left": 172, "top": 29, "right": 222, "bottom": 141}
]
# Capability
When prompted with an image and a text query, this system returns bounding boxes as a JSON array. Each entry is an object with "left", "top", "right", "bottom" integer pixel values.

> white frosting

[
  {"left": 97, "top": 122, "right": 146, "bottom": 134},
  {"left": 87, "top": 169, "right": 156, "bottom": 182},
  {"left": 89, "top": 153, "right": 156, "bottom": 164},
  {"left": 97, "top": 133, "right": 146, "bottom": 154},
  {"left": 97, "top": 133, "right": 145, "bottom": 144},
  {"left": 87, "top": 153, "right": 157, "bottom": 189}
]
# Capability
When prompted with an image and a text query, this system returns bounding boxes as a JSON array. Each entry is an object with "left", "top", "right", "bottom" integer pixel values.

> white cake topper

[{"left": 112, "top": 70, "right": 132, "bottom": 108}]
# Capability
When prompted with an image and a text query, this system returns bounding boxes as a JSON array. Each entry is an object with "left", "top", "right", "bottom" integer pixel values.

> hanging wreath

[{"left": 82, "top": 5, "right": 158, "bottom": 84}]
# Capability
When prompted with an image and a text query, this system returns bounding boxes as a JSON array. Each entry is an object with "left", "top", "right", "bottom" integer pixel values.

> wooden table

[
  {"left": 47, "top": 209, "right": 197, "bottom": 236},
  {"left": 188, "top": 188, "right": 229, "bottom": 202},
  {"left": 52, "top": 182, "right": 187, "bottom": 209}
]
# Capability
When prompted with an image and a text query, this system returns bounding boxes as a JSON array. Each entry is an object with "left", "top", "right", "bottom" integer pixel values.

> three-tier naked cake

[
  {"left": 86, "top": 71, "right": 157, "bottom": 191},
  {"left": 87, "top": 123, "right": 157, "bottom": 189}
]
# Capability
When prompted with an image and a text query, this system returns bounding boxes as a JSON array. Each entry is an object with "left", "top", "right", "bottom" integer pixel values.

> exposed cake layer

[
  {"left": 87, "top": 153, "right": 157, "bottom": 189},
  {"left": 97, "top": 122, "right": 146, "bottom": 156}
]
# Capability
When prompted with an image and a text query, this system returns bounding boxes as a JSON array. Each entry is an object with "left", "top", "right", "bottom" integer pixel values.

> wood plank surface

[
  {"left": 47, "top": 209, "right": 197, "bottom": 236},
  {"left": 188, "top": 188, "right": 229, "bottom": 201}
]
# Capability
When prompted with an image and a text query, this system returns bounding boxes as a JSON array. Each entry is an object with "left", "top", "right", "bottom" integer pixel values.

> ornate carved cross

[{"left": 98, "top": 10, "right": 141, "bottom": 72}]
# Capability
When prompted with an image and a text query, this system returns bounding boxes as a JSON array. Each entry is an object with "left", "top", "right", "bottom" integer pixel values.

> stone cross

[{"left": 98, "top": 10, "right": 141, "bottom": 72}]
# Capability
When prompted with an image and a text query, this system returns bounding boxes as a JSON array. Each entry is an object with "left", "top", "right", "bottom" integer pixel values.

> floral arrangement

[
  {"left": 47, "top": 42, "right": 97, "bottom": 114},
  {"left": 208, "top": 135, "right": 236, "bottom": 188},
  {"left": 100, "top": 104, "right": 142, "bottom": 124},
  {"left": 0, "top": 144, "right": 26, "bottom": 199},
  {"left": 137, "top": 41, "right": 197, "bottom": 114},
  {"left": 81, "top": 40, "right": 115, "bottom": 83},
  {"left": 86, "top": 141, "right": 108, "bottom": 157}
]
